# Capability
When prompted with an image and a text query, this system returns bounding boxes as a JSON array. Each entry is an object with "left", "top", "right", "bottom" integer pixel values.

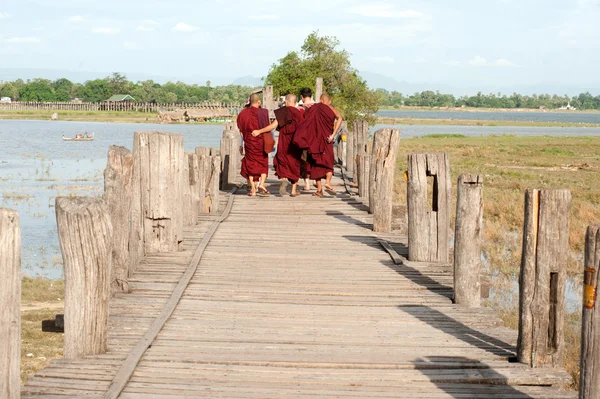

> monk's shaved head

[
  {"left": 320, "top": 93, "right": 331, "bottom": 105},
  {"left": 249, "top": 93, "right": 261, "bottom": 105},
  {"left": 285, "top": 93, "right": 297, "bottom": 106}
]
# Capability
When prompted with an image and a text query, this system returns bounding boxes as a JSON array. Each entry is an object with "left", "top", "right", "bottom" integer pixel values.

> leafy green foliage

[{"left": 264, "top": 32, "right": 379, "bottom": 125}]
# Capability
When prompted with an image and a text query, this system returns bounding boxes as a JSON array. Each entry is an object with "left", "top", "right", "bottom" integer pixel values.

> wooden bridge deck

[{"left": 23, "top": 171, "right": 575, "bottom": 398}]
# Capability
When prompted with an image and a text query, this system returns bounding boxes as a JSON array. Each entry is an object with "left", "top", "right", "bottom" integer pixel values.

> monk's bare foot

[
  {"left": 257, "top": 186, "right": 270, "bottom": 197},
  {"left": 324, "top": 184, "right": 336, "bottom": 195},
  {"left": 279, "top": 180, "right": 288, "bottom": 195},
  {"left": 291, "top": 191, "right": 299, "bottom": 197},
  {"left": 313, "top": 191, "right": 323, "bottom": 198}
]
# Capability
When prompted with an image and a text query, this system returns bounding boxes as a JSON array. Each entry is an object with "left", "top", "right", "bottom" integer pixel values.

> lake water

[
  {"left": 376, "top": 109, "right": 600, "bottom": 124},
  {"left": 1, "top": 119, "right": 597, "bottom": 283}
]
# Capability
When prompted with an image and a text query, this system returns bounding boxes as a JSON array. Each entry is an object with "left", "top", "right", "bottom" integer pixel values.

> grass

[
  {"left": 22, "top": 277, "right": 64, "bottom": 305},
  {"left": 377, "top": 116, "right": 600, "bottom": 128},
  {"left": 394, "top": 135, "right": 600, "bottom": 389}
]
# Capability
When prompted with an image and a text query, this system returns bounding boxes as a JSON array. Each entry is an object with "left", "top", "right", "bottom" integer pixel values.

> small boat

[{"left": 62, "top": 133, "right": 94, "bottom": 141}]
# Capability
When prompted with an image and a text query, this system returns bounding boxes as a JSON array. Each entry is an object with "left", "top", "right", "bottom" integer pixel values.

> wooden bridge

[{"left": 2, "top": 127, "right": 592, "bottom": 398}]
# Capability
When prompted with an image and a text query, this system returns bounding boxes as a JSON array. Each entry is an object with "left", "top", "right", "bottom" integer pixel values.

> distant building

[
  {"left": 559, "top": 101, "right": 576, "bottom": 111},
  {"left": 0, "top": 97, "right": 11, "bottom": 103},
  {"left": 105, "top": 94, "right": 135, "bottom": 102}
]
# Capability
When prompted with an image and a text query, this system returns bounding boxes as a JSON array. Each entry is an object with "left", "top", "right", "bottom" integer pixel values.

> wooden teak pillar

[
  {"left": 407, "top": 153, "right": 451, "bottom": 263},
  {"left": 369, "top": 128, "right": 400, "bottom": 233},
  {"left": 517, "top": 188, "right": 571, "bottom": 367}
]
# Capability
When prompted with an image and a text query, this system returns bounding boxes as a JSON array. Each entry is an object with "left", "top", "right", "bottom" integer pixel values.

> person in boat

[{"left": 76, "top": 133, "right": 83, "bottom": 139}]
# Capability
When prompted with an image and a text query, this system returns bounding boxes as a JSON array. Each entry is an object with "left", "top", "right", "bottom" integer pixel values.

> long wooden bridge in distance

[{"left": 2, "top": 126, "right": 593, "bottom": 398}]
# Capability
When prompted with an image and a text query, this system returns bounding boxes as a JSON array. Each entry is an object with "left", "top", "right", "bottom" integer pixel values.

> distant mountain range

[{"left": 0, "top": 68, "right": 597, "bottom": 97}]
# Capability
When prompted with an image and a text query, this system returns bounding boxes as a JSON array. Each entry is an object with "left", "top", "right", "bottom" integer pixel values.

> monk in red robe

[
  {"left": 252, "top": 94, "right": 304, "bottom": 196},
  {"left": 236, "top": 93, "right": 270, "bottom": 196},
  {"left": 298, "top": 88, "right": 315, "bottom": 191},
  {"left": 294, "top": 94, "right": 342, "bottom": 197}
]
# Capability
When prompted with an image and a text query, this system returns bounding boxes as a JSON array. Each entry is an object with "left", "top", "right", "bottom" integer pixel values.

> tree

[
  {"left": 79, "top": 79, "right": 111, "bottom": 102},
  {"left": 52, "top": 78, "right": 74, "bottom": 102},
  {"left": 19, "top": 79, "right": 55, "bottom": 101},
  {"left": 206, "top": 80, "right": 211, "bottom": 88},
  {"left": 107, "top": 72, "right": 129, "bottom": 95},
  {"left": 264, "top": 31, "right": 379, "bottom": 124},
  {"left": 0, "top": 82, "right": 19, "bottom": 100}
]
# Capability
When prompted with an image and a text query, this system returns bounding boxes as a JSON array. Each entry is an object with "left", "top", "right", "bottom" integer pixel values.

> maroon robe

[
  {"left": 273, "top": 106, "right": 304, "bottom": 183},
  {"left": 294, "top": 103, "right": 336, "bottom": 180},
  {"left": 237, "top": 106, "right": 270, "bottom": 180}
]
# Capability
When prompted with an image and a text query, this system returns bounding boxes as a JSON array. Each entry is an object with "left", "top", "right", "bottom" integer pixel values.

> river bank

[{"left": 376, "top": 116, "right": 600, "bottom": 128}]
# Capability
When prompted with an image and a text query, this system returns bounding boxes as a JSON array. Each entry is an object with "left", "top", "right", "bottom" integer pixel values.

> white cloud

[
  {"left": 69, "top": 15, "right": 85, "bottom": 22},
  {"left": 249, "top": 15, "right": 280, "bottom": 21},
  {"left": 93, "top": 27, "right": 120, "bottom": 35},
  {"left": 371, "top": 56, "right": 395, "bottom": 64},
  {"left": 124, "top": 41, "right": 137, "bottom": 49},
  {"left": 138, "top": 19, "right": 159, "bottom": 31},
  {"left": 173, "top": 22, "right": 199, "bottom": 32},
  {"left": 467, "top": 56, "right": 517, "bottom": 67},
  {"left": 469, "top": 55, "right": 487, "bottom": 66},
  {"left": 445, "top": 60, "right": 461, "bottom": 66},
  {"left": 4, "top": 36, "right": 41, "bottom": 43},
  {"left": 348, "top": 4, "right": 424, "bottom": 18},
  {"left": 494, "top": 58, "right": 517, "bottom": 67},
  {"left": 0, "top": 12, "right": 10, "bottom": 19}
]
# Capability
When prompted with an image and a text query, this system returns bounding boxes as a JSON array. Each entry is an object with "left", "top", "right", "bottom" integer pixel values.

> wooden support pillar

[
  {"left": 220, "top": 123, "right": 240, "bottom": 190},
  {"left": 453, "top": 174, "right": 483, "bottom": 307},
  {"left": 206, "top": 156, "right": 221, "bottom": 214},
  {"left": 0, "top": 209, "right": 20, "bottom": 399},
  {"left": 369, "top": 128, "right": 400, "bottom": 233},
  {"left": 183, "top": 153, "right": 201, "bottom": 226},
  {"left": 354, "top": 119, "right": 369, "bottom": 187},
  {"left": 580, "top": 226, "right": 600, "bottom": 398},
  {"left": 56, "top": 197, "right": 112, "bottom": 360},
  {"left": 103, "top": 146, "right": 134, "bottom": 294},
  {"left": 357, "top": 154, "right": 371, "bottom": 201},
  {"left": 131, "top": 132, "right": 185, "bottom": 258},
  {"left": 517, "top": 188, "right": 571, "bottom": 368},
  {"left": 346, "top": 124, "right": 355, "bottom": 177},
  {"left": 315, "top": 77, "right": 323, "bottom": 102},
  {"left": 407, "top": 153, "right": 451, "bottom": 263}
]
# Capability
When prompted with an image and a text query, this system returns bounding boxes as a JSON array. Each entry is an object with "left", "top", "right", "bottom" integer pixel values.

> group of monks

[{"left": 236, "top": 88, "right": 342, "bottom": 197}]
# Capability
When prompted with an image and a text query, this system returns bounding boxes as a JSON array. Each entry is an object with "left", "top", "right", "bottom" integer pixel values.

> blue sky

[{"left": 0, "top": 0, "right": 599, "bottom": 93}]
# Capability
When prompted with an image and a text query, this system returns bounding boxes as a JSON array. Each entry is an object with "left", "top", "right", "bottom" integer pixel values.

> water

[
  {"left": 1, "top": 119, "right": 598, "bottom": 279},
  {"left": 376, "top": 109, "right": 600, "bottom": 124}
]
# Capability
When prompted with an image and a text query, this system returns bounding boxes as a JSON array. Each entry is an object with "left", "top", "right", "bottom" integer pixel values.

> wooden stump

[
  {"left": 131, "top": 132, "right": 185, "bottom": 255},
  {"left": 207, "top": 156, "right": 221, "bottom": 214},
  {"left": 517, "top": 189, "right": 571, "bottom": 367},
  {"left": 56, "top": 197, "right": 112, "bottom": 360},
  {"left": 103, "top": 146, "right": 133, "bottom": 294},
  {"left": 357, "top": 154, "right": 371, "bottom": 201},
  {"left": 580, "top": 226, "right": 600, "bottom": 398},
  {"left": 407, "top": 153, "right": 451, "bottom": 263},
  {"left": 453, "top": 174, "right": 483, "bottom": 307},
  {"left": 220, "top": 123, "right": 240, "bottom": 190},
  {"left": 0, "top": 209, "right": 20, "bottom": 399},
  {"left": 369, "top": 128, "right": 400, "bottom": 233}
]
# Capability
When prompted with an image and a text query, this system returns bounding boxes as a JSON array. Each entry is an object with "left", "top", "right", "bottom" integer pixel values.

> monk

[
  {"left": 298, "top": 88, "right": 315, "bottom": 191},
  {"left": 252, "top": 94, "right": 304, "bottom": 196},
  {"left": 236, "top": 93, "right": 270, "bottom": 196},
  {"left": 294, "top": 93, "right": 342, "bottom": 197}
]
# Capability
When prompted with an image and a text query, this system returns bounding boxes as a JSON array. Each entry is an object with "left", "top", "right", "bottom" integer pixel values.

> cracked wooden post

[
  {"left": 580, "top": 226, "right": 600, "bottom": 398},
  {"left": 354, "top": 119, "right": 369, "bottom": 188},
  {"left": 196, "top": 152, "right": 209, "bottom": 214},
  {"left": 131, "top": 132, "right": 185, "bottom": 257},
  {"left": 0, "top": 208, "right": 20, "bottom": 399},
  {"left": 103, "top": 146, "right": 133, "bottom": 294},
  {"left": 453, "top": 174, "right": 483, "bottom": 307},
  {"left": 517, "top": 189, "right": 571, "bottom": 367},
  {"left": 220, "top": 123, "right": 240, "bottom": 190},
  {"left": 369, "top": 128, "right": 400, "bottom": 233},
  {"left": 182, "top": 152, "right": 200, "bottom": 227},
  {"left": 315, "top": 77, "right": 323, "bottom": 102},
  {"left": 357, "top": 154, "right": 371, "bottom": 203},
  {"left": 346, "top": 124, "right": 355, "bottom": 177},
  {"left": 407, "top": 153, "right": 451, "bottom": 263},
  {"left": 56, "top": 197, "right": 112, "bottom": 360},
  {"left": 207, "top": 155, "right": 221, "bottom": 214}
]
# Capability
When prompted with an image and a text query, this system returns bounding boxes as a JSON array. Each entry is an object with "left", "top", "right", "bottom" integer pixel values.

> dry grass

[
  {"left": 21, "top": 308, "right": 63, "bottom": 385},
  {"left": 394, "top": 135, "right": 600, "bottom": 389},
  {"left": 22, "top": 277, "right": 64, "bottom": 305}
]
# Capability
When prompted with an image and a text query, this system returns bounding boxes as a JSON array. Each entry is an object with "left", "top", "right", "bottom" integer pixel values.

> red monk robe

[
  {"left": 237, "top": 106, "right": 270, "bottom": 180},
  {"left": 273, "top": 106, "right": 304, "bottom": 183},
  {"left": 293, "top": 103, "right": 336, "bottom": 181}
]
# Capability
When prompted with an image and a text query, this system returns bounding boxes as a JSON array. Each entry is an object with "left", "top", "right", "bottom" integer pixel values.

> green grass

[{"left": 422, "top": 134, "right": 467, "bottom": 139}]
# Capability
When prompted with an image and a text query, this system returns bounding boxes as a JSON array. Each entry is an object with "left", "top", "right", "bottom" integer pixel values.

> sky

[{"left": 0, "top": 0, "right": 599, "bottom": 94}]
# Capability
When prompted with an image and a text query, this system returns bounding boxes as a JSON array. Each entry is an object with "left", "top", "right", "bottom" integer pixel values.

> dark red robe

[
  {"left": 294, "top": 103, "right": 336, "bottom": 180},
  {"left": 273, "top": 106, "right": 304, "bottom": 183},
  {"left": 237, "top": 106, "right": 270, "bottom": 180}
]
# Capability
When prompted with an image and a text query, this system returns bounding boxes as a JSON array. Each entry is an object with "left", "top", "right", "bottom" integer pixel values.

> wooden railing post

[
  {"left": 184, "top": 153, "right": 201, "bottom": 226},
  {"left": 0, "top": 208, "right": 20, "bottom": 399},
  {"left": 354, "top": 119, "right": 369, "bottom": 189},
  {"left": 207, "top": 156, "right": 221, "bottom": 214},
  {"left": 407, "top": 153, "right": 451, "bottom": 263},
  {"left": 56, "top": 197, "right": 112, "bottom": 360},
  {"left": 369, "top": 128, "right": 400, "bottom": 233},
  {"left": 346, "top": 125, "right": 355, "bottom": 177},
  {"left": 357, "top": 154, "right": 371, "bottom": 202},
  {"left": 517, "top": 189, "right": 571, "bottom": 367},
  {"left": 103, "top": 146, "right": 133, "bottom": 294},
  {"left": 453, "top": 174, "right": 483, "bottom": 307},
  {"left": 315, "top": 77, "right": 323, "bottom": 102},
  {"left": 580, "top": 226, "right": 600, "bottom": 398},
  {"left": 131, "top": 132, "right": 185, "bottom": 256},
  {"left": 220, "top": 123, "right": 240, "bottom": 190}
]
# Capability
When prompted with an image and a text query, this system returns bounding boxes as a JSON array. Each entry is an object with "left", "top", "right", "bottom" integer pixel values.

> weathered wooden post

[
  {"left": 315, "top": 77, "right": 323, "bottom": 102},
  {"left": 580, "top": 226, "right": 600, "bottom": 398},
  {"left": 407, "top": 153, "right": 451, "bottom": 263},
  {"left": 453, "top": 174, "right": 483, "bottom": 307},
  {"left": 186, "top": 153, "right": 201, "bottom": 225},
  {"left": 56, "top": 197, "right": 112, "bottom": 360},
  {"left": 220, "top": 123, "right": 240, "bottom": 190},
  {"left": 103, "top": 146, "right": 133, "bottom": 294},
  {"left": 206, "top": 156, "right": 221, "bottom": 214},
  {"left": 0, "top": 209, "right": 20, "bottom": 399},
  {"left": 130, "top": 132, "right": 185, "bottom": 258},
  {"left": 517, "top": 189, "right": 571, "bottom": 367},
  {"left": 357, "top": 154, "right": 371, "bottom": 202},
  {"left": 354, "top": 119, "right": 369, "bottom": 187},
  {"left": 346, "top": 125, "right": 355, "bottom": 177},
  {"left": 369, "top": 128, "right": 400, "bottom": 233}
]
